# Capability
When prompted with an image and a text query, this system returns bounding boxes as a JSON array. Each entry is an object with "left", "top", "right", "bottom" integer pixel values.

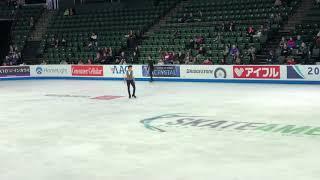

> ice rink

[{"left": 0, "top": 80, "right": 320, "bottom": 180}]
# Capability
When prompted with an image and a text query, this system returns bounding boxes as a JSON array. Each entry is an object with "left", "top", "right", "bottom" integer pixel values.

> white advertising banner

[
  {"left": 30, "top": 65, "right": 71, "bottom": 77},
  {"left": 286, "top": 65, "right": 320, "bottom": 81},
  {"left": 104, "top": 65, "right": 143, "bottom": 78},
  {"left": 180, "top": 65, "right": 232, "bottom": 79}
]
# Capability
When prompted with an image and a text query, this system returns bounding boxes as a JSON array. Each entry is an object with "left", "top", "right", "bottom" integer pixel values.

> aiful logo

[{"left": 140, "top": 113, "right": 320, "bottom": 138}]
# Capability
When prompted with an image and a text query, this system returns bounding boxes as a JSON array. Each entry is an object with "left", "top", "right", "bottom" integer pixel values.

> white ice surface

[{"left": 0, "top": 80, "right": 320, "bottom": 180}]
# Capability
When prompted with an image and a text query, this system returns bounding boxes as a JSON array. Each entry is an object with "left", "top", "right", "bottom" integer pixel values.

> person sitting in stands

[
  {"left": 90, "top": 32, "right": 98, "bottom": 47},
  {"left": 267, "top": 49, "right": 276, "bottom": 64},
  {"left": 61, "top": 38, "right": 66, "bottom": 47},
  {"left": 202, "top": 59, "right": 213, "bottom": 65},
  {"left": 177, "top": 52, "right": 185, "bottom": 64},
  {"left": 274, "top": 0, "right": 282, "bottom": 6},
  {"left": 63, "top": 8, "right": 69, "bottom": 16},
  {"left": 229, "top": 22, "right": 235, "bottom": 32},
  {"left": 178, "top": 13, "right": 187, "bottom": 23},
  {"left": 78, "top": 59, "right": 84, "bottom": 65},
  {"left": 279, "top": 37, "right": 287, "bottom": 49},
  {"left": 281, "top": 43, "right": 291, "bottom": 57},
  {"left": 247, "top": 25, "right": 255, "bottom": 36},
  {"left": 286, "top": 56, "right": 296, "bottom": 65},
  {"left": 229, "top": 45, "right": 239, "bottom": 60},
  {"left": 247, "top": 46, "right": 256, "bottom": 64},
  {"left": 287, "top": 37, "right": 296, "bottom": 49},
  {"left": 298, "top": 42, "right": 308, "bottom": 64},
  {"left": 316, "top": 31, "right": 320, "bottom": 48},
  {"left": 119, "top": 52, "right": 127, "bottom": 65},
  {"left": 295, "top": 35, "right": 303, "bottom": 48},
  {"left": 198, "top": 46, "right": 206, "bottom": 56}
]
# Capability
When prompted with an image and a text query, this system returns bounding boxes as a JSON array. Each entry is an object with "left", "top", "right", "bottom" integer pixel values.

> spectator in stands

[
  {"left": 194, "top": 11, "right": 203, "bottom": 22},
  {"left": 198, "top": 46, "right": 206, "bottom": 56},
  {"left": 297, "top": 42, "right": 308, "bottom": 64},
  {"left": 118, "top": 52, "right": 127, "bottom": 65},
  {"left": 60, "top": 60, "right": 68, "bottom": 64},
  {"left": 223, "top": 45, "right": 230, "bottom": 64},
  {"left": 195, "top": 36, "right": 204, "bottom": 45},
  {"left": 247, "top": 46, "right": 256, "bottom": 64},
  {"left": 40, "top": 60, "right": 47, "bottom": 65},
  {"left": 279, "top": 37, "right": 287, "bottom": 49},
  {"left": 126, "top": 30, "right": 136, "bottom": 49},
  {"left": 267, "top": 49, "right": 277, "bottom": 64},
  {"left": 178, "top": 13, "right": 187, "bottom": 23},
  {"left": 230, "top": 45, "right": 239, "bottom": 61},
  {"left": 295, "top": 35, "right": 303, "bottom": 48},
  {"left": 130, "top": 51, "right": 139, "bottom": 64},
  {"left": 247, "top": 25, "right": 255, "bottom": 36},
  {"left": 30, "top": 17, "right": 34, "bottom": 28},
  {"left": 63, "top": 8, "right": 69, "bottom": 16},
  {"left": 235, "top": 54, "right": 241, "bottom": 65},
  {"left": 281, "top": 43, "right": 291, "bottom": 57},
  {"left": 286, "top": 56, "right": 296, "bottom": 65},
  {"left": 61, "top": 38, "right": 67, "bottom": 47},
  {"left": 177, "top": 52, "right": 185, "bottom": 64},
  {"left": 202, "top": 59, "right": 213, "bottom": 65},
  {"left": 90, "top": 32, "right": 98, "bottom": 47},
  {"left": 287, "top": 37, "right": 296, "bottom": 49},
  {"left": 221, "top": 22, "right": 226, "bottom": 32},
  {"left": 213, "top": 32, "right": 222, "bottom": 42},
  {"left": 53, "top": 38, "right": 59, "bottom": 48},
  {"left": 158, "top": 58, "right": 164, "bottom": 65},
  {"left": 78, "top": 59, "right": 84, "bottom": 65},
  {"left": 274, "top": 0, "right": 282, "bottom": 6},
  {"left": 229, "top": 22, "right": 235, "bottom": 32},
  {"left": 316, "top": 31, "right": 320, "bottom": 48}
]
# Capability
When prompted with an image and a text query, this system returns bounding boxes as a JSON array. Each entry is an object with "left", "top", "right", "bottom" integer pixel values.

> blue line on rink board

[{"left": 1, "top": 76, "right": 320, "bottom": 84}]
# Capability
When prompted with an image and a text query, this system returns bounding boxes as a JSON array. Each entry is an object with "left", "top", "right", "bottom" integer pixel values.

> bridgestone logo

[{"left": 187, "top": 69, "right": 214, "bottom": 74}]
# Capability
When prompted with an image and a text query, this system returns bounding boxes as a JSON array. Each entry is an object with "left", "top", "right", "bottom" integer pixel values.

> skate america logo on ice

[
  {"left": 233, "top": 66, "right": 280, "bottom": 79},
  {"left": 36, "top": 67, "right": 68, "bottom": 75},
  {"left": 140, "top": 114, "right": 320, "bottom": 137},
  {"left": 186, "top": 67, "right": 227, "bottom": 78},
  {"left": 72, "top": 65, "right": 103, "bottom": 76}
]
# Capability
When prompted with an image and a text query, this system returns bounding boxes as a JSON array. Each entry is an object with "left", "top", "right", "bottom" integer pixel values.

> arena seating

[
  {"left": 139, "top": 0, "right": 300, "bottom": 64},
  {"left": 42, "top": 1, "right": 179, "bottom": 64},
  {"left": 10, "top": 5, "right": 43, "bottom": 51}
]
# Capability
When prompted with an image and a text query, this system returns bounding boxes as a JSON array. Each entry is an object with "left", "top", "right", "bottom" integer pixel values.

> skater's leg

[
  {"left": 149, "top": 70, "right": 153, "bottom": 82},
  {"left": 126, "top": 80, "right": 131, "bottom": 98},
  {"left": 131, "top": 80, "right": 136, "bottom": 97}
]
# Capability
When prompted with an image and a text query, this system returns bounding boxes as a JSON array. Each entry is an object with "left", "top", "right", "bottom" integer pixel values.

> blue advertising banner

[{"left": 142, "top": 65, "right": 180, "bottom": 77}]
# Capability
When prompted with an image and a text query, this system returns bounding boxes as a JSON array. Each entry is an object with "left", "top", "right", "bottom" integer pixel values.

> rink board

[{"left": 1, "top": 65, "right": 320, "bottom": 84}]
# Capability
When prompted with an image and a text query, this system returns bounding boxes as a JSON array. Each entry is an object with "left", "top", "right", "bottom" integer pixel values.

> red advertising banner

[
  {"left": 233, "top": 66, "right": 280, "bottom": 79},
  {"left": 71, "top": 65, "right": 104, "bottom": 76}
]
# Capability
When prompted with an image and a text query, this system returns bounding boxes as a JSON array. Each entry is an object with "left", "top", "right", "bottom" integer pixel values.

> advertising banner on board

[
  {"left": 71, "top": 65, "right": 104, "bottom": 76},
  {"left": 180, "top": 65, "right": 231, "bottom": 79},
  {"left": 0, "top": 66, "right": 30, "bottom": 77},
  {"left": 233, "top": 65, "right": 281, "bottom": 79},
  {"left": 105, "top": 65, "right": 143, "bottom": 78},
  {"left": 30, "top": 65, "right": 71, "bottom": 76},
  {"left": 286, "top": 65, "right": 320, "bottom": 81},
  {"left": 142, "top": 65, "right": 180, "bottom": 77}
]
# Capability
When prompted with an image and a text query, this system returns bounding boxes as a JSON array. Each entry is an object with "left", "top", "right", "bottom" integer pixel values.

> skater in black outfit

[
  {"left": 125, "top": 65, "right": 136, "bottom": 99},
  {"left": 147, "top": 55, "right": 154, "bottom": 82}
]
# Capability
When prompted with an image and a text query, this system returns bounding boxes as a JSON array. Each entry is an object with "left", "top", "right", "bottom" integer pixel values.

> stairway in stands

[
  {"left": 256, "top": 0, "right": 314, "bottom": 64},
  {"left": 22, "top": 9, "right": 54, "bottom": 64},
  {"left": 144, "top": 0, "right": 187, "bottom": 38}
]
